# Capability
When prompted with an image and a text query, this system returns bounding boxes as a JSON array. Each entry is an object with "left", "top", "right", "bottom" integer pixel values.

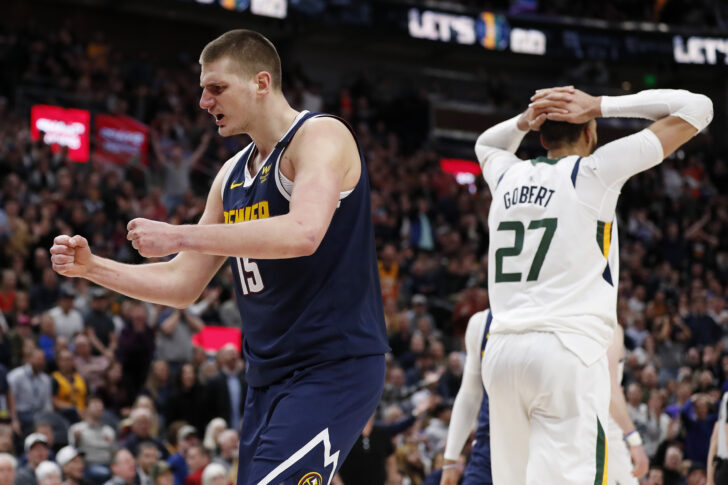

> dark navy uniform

[
  {"left": 462, "top": 311, "right": 493, "bottom": 485},
  {"left": 220, "top": 111, "right": 389, "bottom": 485}
]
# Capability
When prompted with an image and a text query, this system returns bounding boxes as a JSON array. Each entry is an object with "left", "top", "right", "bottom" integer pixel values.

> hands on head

[{"left": 519, "top": 85, "right": 601, "bottom": 131}]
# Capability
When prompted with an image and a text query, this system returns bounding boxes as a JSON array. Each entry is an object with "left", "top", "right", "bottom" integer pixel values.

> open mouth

[{"left": 215, "top": 113, "right": 225, "bottom": 125}]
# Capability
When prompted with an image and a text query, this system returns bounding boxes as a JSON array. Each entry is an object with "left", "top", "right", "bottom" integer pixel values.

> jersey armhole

[{"left": 220, "top": 148, "right": 248, "bottom": 200}]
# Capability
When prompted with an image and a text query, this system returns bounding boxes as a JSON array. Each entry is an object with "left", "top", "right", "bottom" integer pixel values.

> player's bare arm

[
  {"left": 607, "top": 325, "right": 649, "bottom": 479},
  {"left": 50, "top": 159, "right": 232, "bottom": 308},
  {"left": 127, "top": 117, "right": 358, "bottom": 260}
]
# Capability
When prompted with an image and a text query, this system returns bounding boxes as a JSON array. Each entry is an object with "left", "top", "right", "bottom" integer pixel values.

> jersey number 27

[{"left": 495, "top": 218, "right": 557, "bottom": 283}]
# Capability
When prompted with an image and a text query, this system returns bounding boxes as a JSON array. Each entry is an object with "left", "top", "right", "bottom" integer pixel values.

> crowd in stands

[{"left": 0, "top": 10, "right": 727, "bottom": 485}]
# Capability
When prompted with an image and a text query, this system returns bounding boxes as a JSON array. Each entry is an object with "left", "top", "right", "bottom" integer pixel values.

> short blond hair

[{"left": 200, "top": 29, "right": 282, "bottom": 91}]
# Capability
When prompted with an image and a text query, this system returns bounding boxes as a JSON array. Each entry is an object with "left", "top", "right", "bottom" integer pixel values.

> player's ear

[
  {"left": 255, "top": 71, "right": 272, "bottom": 96},
  {"left": 539, "top": 134, "right": 549, "bottom": 150}
]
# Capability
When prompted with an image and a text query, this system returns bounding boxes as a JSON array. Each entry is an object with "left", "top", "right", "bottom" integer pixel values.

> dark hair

[
  {"left": 136, "top": 441, "right": 160, "bottom": 458},
  {"left": 540, "top": 120, "right": 590, "bottom": 148},
  {"left": 200, "top": 29, "right": 282, "bottom": 91}
]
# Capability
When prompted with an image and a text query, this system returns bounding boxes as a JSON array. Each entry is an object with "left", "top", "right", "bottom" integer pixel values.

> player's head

[
  {"left": 199, "top": 29, "right": 283, "bottom": 137},
  {"left": 539, "top": 119, "right": 597, "bottom": 156}
]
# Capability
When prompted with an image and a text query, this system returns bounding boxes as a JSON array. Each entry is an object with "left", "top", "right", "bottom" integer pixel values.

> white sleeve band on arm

[
  {"left": 475, "top": 114, "right": 528, "bottom": 159},
  {"left": 601, "top": 89, "right": 713, "bottom": 132}
]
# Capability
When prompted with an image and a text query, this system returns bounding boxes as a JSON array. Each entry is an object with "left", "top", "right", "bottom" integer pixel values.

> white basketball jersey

[{"left": 486, "top": 155, "right": 617, "bottom": 365}]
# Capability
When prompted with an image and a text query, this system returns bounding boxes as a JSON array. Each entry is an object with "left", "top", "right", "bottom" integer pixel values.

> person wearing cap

[
  {"left": 34, "top": 460, "right": 61, "bottom": 485},
  {"left": 149, "top": 462, "right": 172, "bottom": 485},
  {"left": 13, "top": 433, "right": 49, "bottom": 485},
  {"left": 7, "top": 348, "right": 53, "bottom": 436},
  {"left": 48, "top": 287, "right": 84, "bottom": 341},
  {"left": 0, "top": 453, "right": 17, "bottom": 485},
  {"left": 83, "top": 289, "right": 115, "bottom": 359},
  {"left": 55, "top": 445, "right": 89, "bottom": 485},
  {"left": 167, "top": 426, "right": 198, "bottom": 485}
]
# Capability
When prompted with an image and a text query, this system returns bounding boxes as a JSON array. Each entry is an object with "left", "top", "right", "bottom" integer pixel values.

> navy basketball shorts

[
  {"left": 237, "top": 354, "right": 385, "bottom": 485},
  {"left": 462, "top": 434, "right": 493, "bottom": 485}
]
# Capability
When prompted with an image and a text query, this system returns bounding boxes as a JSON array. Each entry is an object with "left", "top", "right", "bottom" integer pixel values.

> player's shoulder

[{"left": 296, "top": 115, "right": 355, "bottom": 147}]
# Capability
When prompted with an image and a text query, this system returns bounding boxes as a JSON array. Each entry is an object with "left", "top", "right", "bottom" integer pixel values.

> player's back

[
  {"left": 221, "top": 111, "right": 389, "bottom": 387},
  {"left": 486, "top": 155, "right": 616, "bottom": 364}
]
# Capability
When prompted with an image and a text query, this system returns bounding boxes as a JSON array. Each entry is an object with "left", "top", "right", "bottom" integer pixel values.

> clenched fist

[
  {"left": 126, "top": 218, "right": 182, "bottom": 258},
  {"left": 50, "top": 235, "right": 93, "bottom": 277}
]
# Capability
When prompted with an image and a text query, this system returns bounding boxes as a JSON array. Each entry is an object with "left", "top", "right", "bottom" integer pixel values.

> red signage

[
  {"left": 440, "top": 158, "right": 481, "bottom": 175},
  {"left": 94, "top": 114, "right": 149, "bottom": 165},
  {"left": 30, "top": 105, "right": 91, "bottom": 162}
]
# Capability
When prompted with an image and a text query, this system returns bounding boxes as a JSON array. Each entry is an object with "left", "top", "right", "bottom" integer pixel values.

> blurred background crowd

[{"left": 0, "top": 0, "right": 727, "bottom": 484}]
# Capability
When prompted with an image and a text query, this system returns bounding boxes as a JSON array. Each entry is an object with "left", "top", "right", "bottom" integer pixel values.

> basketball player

[
  {"left": 475, "top": 86, "right": 712, "bottom": 484},
  {"left": 50, "top": 30, "right": 389, "bottom": 485},
  {"left": 440, "top": 310, "right": 493, "bottom": 485},
  {"left": 607, "top": 323, "right": 649, "bottom": 484}
]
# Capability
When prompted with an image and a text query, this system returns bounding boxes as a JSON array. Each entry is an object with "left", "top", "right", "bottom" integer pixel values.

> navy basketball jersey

[{"left": 221, "top": 111, "right": 389, "bottom": 387}]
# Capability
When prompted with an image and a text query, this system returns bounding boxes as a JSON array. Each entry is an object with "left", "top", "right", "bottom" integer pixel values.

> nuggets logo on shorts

[{"left": 297, "top": 472, "right": 322, "bottom": 485}]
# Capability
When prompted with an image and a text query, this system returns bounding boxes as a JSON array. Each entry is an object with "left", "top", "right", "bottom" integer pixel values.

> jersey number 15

[{"left": 235, "top": 257, "right": 265, "bottom": 295}]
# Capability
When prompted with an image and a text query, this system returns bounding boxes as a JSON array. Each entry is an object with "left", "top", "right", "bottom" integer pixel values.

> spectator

[
  {"left": 38, "top": 313, "right": 58, "bottom": 364},
  {"left": 35, "top": 460, "right": 61, "bottom": 485},
  {"left": 104, "top": 449, "right": 136, "bottom": 485},
  {"left": 199, "top": 463, "right": 227, "bottom": 485},
  {"left": 645, "top": 467, "right": 665, "bottom": 485},
  {"left": 120, "top": 409, "right": 167, "bottom": 460},
  {"left": 149, "top": 462, "right": 172, "bottom": 485},
  {"left": 182, "top": 446, "right": 209, "bottom": 485},
  {"left": 201, "top": 420, "right": 226, "bottom": 457},
  {"left": 55, "top": 445, "right": 88, "bottom": 485},
  {"left": 68, "top": 395, "right": 115, "bottom": 471},
  {"left": 14, "top": 433, "right": 49, "bottom": 485},
  {"left": 30, "top": 269, "right": 60, "bottom": 314},
  {"left": 48, "top": 288, "right": 84, "bottom": 341},
  {"left": 72, "top": 334, "right": 108, "bottom": 394},
  {"left": 141, "top": 361, "right": 171, "bottom": 419},
  {"left": 0, "top": 271, "right": 16, "bottom": 314},
  {"left": 135, "top": 442, "right": 160, "bottom": 485},
  {"left": 0, "top": 454, "right": 15, "bottom": 485},
  {"left": 663, "top": 445, "right": 687, "bottom": 485},
  {"left": 51, "top": 349, "right": 87, "bottom": 423},
  {"left": 83, "top": 289, "right": 116, "bottom": 359},
  {"left": 116, "top": 303, "right": 155, "bottom": 398},
  {"left": 437, "top": 352, "right": 463, "bottom": 401},
  {"left": 8, "top": 349, "right": 52, "bottom": 435},
  {"left": 165, "top": 365, "right": 205, "bottom": 433},
  {"left": 96, "top": 362, "right": 132, "bottom": 418},
  {"left": 167, "top": 426, "right": 198, "bottom": 485},
  {"left": 681, "top": 394, "right": 718, "bottom": 466},
  {"left": 0, "top": 426, "right": 13, "bottom": 454},
  {"left": 684, "top": 298, "right": 722, "bottom": 348},
  {"left": 205, "top": 346, "right": 245, "bottom": 431},
  {"left": 155, "top": 309, "right": 203, "bottom": 374},
  {"left": 211, "top": 430, "right": 237, "bottom": 473}
]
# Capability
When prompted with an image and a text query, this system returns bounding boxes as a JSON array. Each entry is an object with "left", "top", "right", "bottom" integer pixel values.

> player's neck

[
  {"left": 547, "top": 143, "right": 590, "bottom": 159},
  {"left": 249, "top": 97, "right": 299, "bottom": 161}
]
